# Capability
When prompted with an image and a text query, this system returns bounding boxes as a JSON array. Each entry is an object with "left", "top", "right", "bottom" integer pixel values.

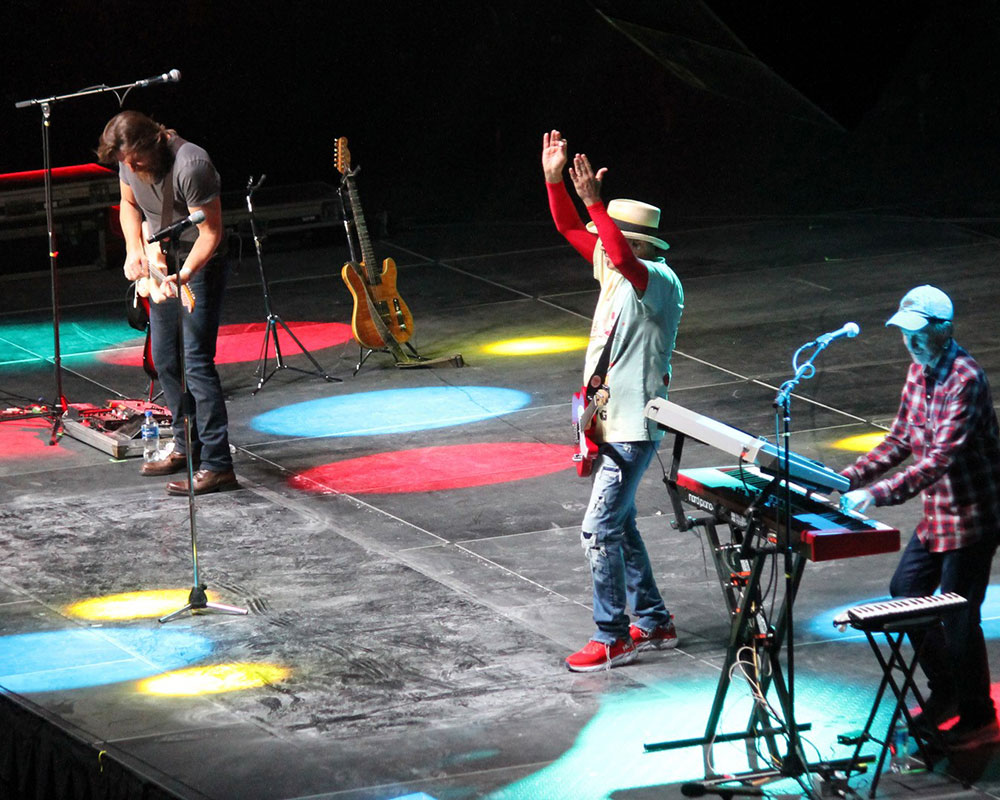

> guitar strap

[
  {"left": 158, "top": 166, "right": 176, "bottom": 267},
  {"left": 585, "top": 316, "right": 620, "bottom": 401}
]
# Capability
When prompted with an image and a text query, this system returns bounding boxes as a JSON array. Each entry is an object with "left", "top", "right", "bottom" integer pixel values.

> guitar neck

[{"left": 344, "top": 177, "right": 379, "bottom": 283}]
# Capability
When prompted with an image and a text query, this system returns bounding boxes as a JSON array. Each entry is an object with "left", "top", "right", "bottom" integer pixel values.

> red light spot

[
  {"left": 290, "top": 442, "right": 577, "bottom": 494},
  {"left": 0, "top": 419, "right": 65, "bottom": 460},
  {"left": 99, "top": 321, "right": 354, "bottom": 367}
]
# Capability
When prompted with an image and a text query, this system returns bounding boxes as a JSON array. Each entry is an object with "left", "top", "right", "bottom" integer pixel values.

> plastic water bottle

[
  {"left": 141, "top": 410, "right": 160, "bottom": 463},
  {"left": 889, "top": 722, "right": 910, "bottom": 773}
]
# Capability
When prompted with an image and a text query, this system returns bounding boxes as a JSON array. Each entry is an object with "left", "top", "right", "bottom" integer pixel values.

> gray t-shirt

[{"left": 119, "top": 134, "right": 220, "bottom": 246}]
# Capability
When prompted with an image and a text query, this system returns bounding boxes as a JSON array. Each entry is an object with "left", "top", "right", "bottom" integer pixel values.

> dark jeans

[
  {"left": 889, "top": 531, "right": 997, "bottom": 723},
  {"left": 148, "top": 258, "right": 232, "bottom": 472}
]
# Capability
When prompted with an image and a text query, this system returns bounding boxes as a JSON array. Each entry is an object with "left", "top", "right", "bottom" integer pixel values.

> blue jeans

[
  {"left": 889, "top": 531, "right": 997, "bottom": 723},
  {"left": 149, "top": 258, "right": 232, "bottom": 472},
  {"left": 581, "top": 440, "right": 670, "bottom": 644}
]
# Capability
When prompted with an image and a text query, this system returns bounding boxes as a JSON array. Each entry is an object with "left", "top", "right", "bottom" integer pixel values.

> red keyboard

[{"left": 676, "top": 464, "right": 900, "bottom": 562}]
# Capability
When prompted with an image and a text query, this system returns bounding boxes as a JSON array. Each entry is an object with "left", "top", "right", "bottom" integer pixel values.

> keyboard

[
  {"left": 676, "top": 464, "right": 900, "bottom": 562},
  {"left": 833, "top": 593, "right": 967, "bottom": 631},
  {"left": 644, "top": 398, "right": 850, "bottom": 493}
]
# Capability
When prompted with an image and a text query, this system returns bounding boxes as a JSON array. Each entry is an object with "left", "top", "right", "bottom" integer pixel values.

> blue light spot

[
  {"left": 487, "top": 674, "right": 891, "bottom": 800},
  {"left": 0, "top": 628, "right": 214, "bottom": 693},
  {"left": 387, "top": 795, "right": 439, "bottom": 800},
  {"left": 251, "top": 386, "right": 532, "bottom": 438},
  {"left": 806, "top": 584, "right": 1000, "bottom": 640}
]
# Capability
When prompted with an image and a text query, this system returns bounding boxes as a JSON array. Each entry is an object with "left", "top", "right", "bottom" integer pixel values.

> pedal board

[{"left": 61, "top": 399, "right": 173, "bottom": 459}]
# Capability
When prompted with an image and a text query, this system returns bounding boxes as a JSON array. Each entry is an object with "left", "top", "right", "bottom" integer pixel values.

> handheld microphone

[
  {"left": 816, "top": 322, "right": 860, "bottom": 345},
  {"left": 147, "top": 210, "right": 206, "bottom": 243},
  {"left": 135, "top": 69, "right": 181, "bottom": 88}
]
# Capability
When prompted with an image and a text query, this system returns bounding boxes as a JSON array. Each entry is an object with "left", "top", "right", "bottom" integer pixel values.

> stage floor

[{"left": 2, "top": 207, "right": 1000, "bottom": 800}]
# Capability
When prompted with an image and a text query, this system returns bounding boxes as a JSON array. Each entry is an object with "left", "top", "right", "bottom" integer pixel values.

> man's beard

[{"left": 133, "top": 169, "right": 159, "bottom": 185}]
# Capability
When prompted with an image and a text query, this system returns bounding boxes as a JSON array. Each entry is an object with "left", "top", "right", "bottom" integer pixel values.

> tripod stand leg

[
  {"left": 251, "top": 315, "right": 340, "bottom": 395},
  {"left": 159, "top": 583, "right": 248, "bottom": 623},
  {"left": 273, "top": 316, "right": 338, "bottom": 380},
  {"left": 251, "top": 318, "right": 277, "bottom": 395}
]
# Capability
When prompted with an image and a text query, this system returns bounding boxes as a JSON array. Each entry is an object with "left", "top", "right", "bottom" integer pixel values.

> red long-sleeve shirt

[{"left": 546, "top": 181, "right": 648, "bottom": 292}]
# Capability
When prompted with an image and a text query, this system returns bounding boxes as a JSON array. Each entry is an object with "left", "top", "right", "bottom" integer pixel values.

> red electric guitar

[{"left": 572, "top": 384, "right": 610, "bottom": 477}]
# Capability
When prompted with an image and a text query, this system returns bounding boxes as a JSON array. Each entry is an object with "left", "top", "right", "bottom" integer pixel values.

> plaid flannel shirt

[{"left": 840, "top": 339, "right": 1000, "bottom": 552}]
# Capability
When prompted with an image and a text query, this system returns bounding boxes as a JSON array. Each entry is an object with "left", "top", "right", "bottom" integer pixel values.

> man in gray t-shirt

[{"left": 98, "top": 111, "right": 236, "bottom": 495}]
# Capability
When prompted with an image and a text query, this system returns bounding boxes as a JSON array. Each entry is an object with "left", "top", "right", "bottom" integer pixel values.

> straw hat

[{"left": 586, "top": 199, "right": 669, "bottom": 250}]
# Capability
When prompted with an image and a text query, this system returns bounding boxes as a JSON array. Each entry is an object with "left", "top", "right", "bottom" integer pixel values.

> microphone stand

[
  {"left": 153, "top": 228, "right": 246, "bottom": 624},
  {"left": 12, "top": 74, "right": 178, "bottom": 442},
  {"left": 247, "top": 175, "right": 339, "bottom": 394},
  {"left": 768, "top": 335, "right": 839, "bottom": 791}
]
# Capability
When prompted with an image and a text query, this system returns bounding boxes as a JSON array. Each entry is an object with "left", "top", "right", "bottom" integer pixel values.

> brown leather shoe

[
  {"left": 140, "top": 451, "right": 192, "bottom": 477},
  {"left": 166, "top": 469, "right": 238, "bottom": 496}
]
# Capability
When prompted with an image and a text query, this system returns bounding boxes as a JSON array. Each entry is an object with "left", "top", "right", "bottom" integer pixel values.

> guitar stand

[
  {"left": 245, "top": 175, "right": 339, "bottom": 395},
  {"left": 353, "top": 340, "right": 464, "bottom": 375}
]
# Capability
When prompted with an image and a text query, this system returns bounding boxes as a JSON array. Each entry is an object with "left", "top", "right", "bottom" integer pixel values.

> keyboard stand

[
  {"left": 841, "top": 611, "right": 951, "bottom": 797},
  {"left": 648, "top": 433, "right": 828, "bottom": 783}
]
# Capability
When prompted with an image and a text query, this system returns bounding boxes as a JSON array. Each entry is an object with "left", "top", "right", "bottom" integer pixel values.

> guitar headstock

[{"left": 335, "top": 136, "right": 352, "bottom": 177}]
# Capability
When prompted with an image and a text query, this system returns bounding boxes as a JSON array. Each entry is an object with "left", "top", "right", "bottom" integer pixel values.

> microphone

[
  {"left": 135, "top": 69, "right": 181, "bottom": 87},
  {"left": 680, "top": 783, "right": 764, "bottom": 798},
  {"left": 146, "top": 210, "right": 206, "bottom": 243},
  {"left": 816, "top": 322, "right": 860, "bottom": 345}
]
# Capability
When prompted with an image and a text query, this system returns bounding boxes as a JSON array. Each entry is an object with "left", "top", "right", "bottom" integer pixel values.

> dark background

[{"left": 2, "top": 0, "right": 998, "bottom": 225}]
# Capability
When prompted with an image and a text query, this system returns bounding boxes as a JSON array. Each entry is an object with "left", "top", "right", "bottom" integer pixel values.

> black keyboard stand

[
  {"left": 841, "top": 611, "right": 952, "bottom": 796},
  {"left": 649, "top": 432, "right": 869, "bottom": 794}
]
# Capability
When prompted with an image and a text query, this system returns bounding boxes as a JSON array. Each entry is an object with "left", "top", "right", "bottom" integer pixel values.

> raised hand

[
  {"left": 569, "top": 152, "right": 607, "bottom": 206},
  {"left": 542, "top": 129, "right": 569, "bottom": 183}
]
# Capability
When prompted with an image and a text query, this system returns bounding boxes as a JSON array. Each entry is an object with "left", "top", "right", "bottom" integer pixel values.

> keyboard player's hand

[{"left": 840, "top": 489, "right": 874, "bottom": 515}]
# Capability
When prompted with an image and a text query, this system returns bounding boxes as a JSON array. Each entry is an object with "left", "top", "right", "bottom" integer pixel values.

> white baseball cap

[{"left": 885, "top": 285, "right": 953, "bottom": 331}]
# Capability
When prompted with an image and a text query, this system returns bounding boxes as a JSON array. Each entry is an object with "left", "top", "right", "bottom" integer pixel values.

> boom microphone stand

[
  {"left": 247, "top": 174, "right": 339, "bottom": 394},
  {"left": 13, "top": 70, "right": 182, "bottom": 442}
]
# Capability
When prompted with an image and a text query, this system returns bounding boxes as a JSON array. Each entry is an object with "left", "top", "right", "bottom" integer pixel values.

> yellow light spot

[
  {"left": 831, "top": 432, "right": 886, "bottom": 452},
  {"left": 65, "top": 589, "right": 223, "bottom": 620},
  {"left": 482, "top": 336, "right": 589, "bottom": 356},
  {"left": 138, "top": 663, "right": 291, "bottom": 696}
]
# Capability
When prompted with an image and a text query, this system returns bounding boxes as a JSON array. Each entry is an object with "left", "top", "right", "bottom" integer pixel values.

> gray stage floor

[{"left": 2, "top": 205, "right": 1000, "bottom": 800}]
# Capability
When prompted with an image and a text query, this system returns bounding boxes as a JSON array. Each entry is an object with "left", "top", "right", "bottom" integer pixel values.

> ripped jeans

[{"left": 581, "top": 440, "right": 670, "bottom": 644}]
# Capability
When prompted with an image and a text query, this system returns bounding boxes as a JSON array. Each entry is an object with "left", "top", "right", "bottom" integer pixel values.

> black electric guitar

[{"left": 334, "top": 136, "right": 413, "bottom": 351}]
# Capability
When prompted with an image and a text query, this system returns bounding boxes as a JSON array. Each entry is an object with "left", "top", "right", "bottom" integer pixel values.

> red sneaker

[
  {"left": 629, "top": 617, "right": 678, "bottom": 651},
  {"left": 565, "top": 638, "right": 638, "bottom": 672}
]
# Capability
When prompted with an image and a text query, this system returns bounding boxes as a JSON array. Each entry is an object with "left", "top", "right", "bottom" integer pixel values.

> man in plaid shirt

[{"left": 840, "top": 285, "right": 1000, "bottom": 748}]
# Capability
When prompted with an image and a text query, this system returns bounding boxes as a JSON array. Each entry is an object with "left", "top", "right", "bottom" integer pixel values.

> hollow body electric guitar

[
  {"left": 334, "top": 137, "right": 413, "bottom": 350},
  {"left": 571, "top": 384, "right": 610, "bottom": 477},
  {"left": 135, "top": 220, "right": 196, "bottom": 313}
]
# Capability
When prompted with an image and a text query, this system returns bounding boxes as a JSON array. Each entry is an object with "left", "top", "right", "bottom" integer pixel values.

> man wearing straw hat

[{"left": 542, "top": 130, "right": 684, "bottom": 672}]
